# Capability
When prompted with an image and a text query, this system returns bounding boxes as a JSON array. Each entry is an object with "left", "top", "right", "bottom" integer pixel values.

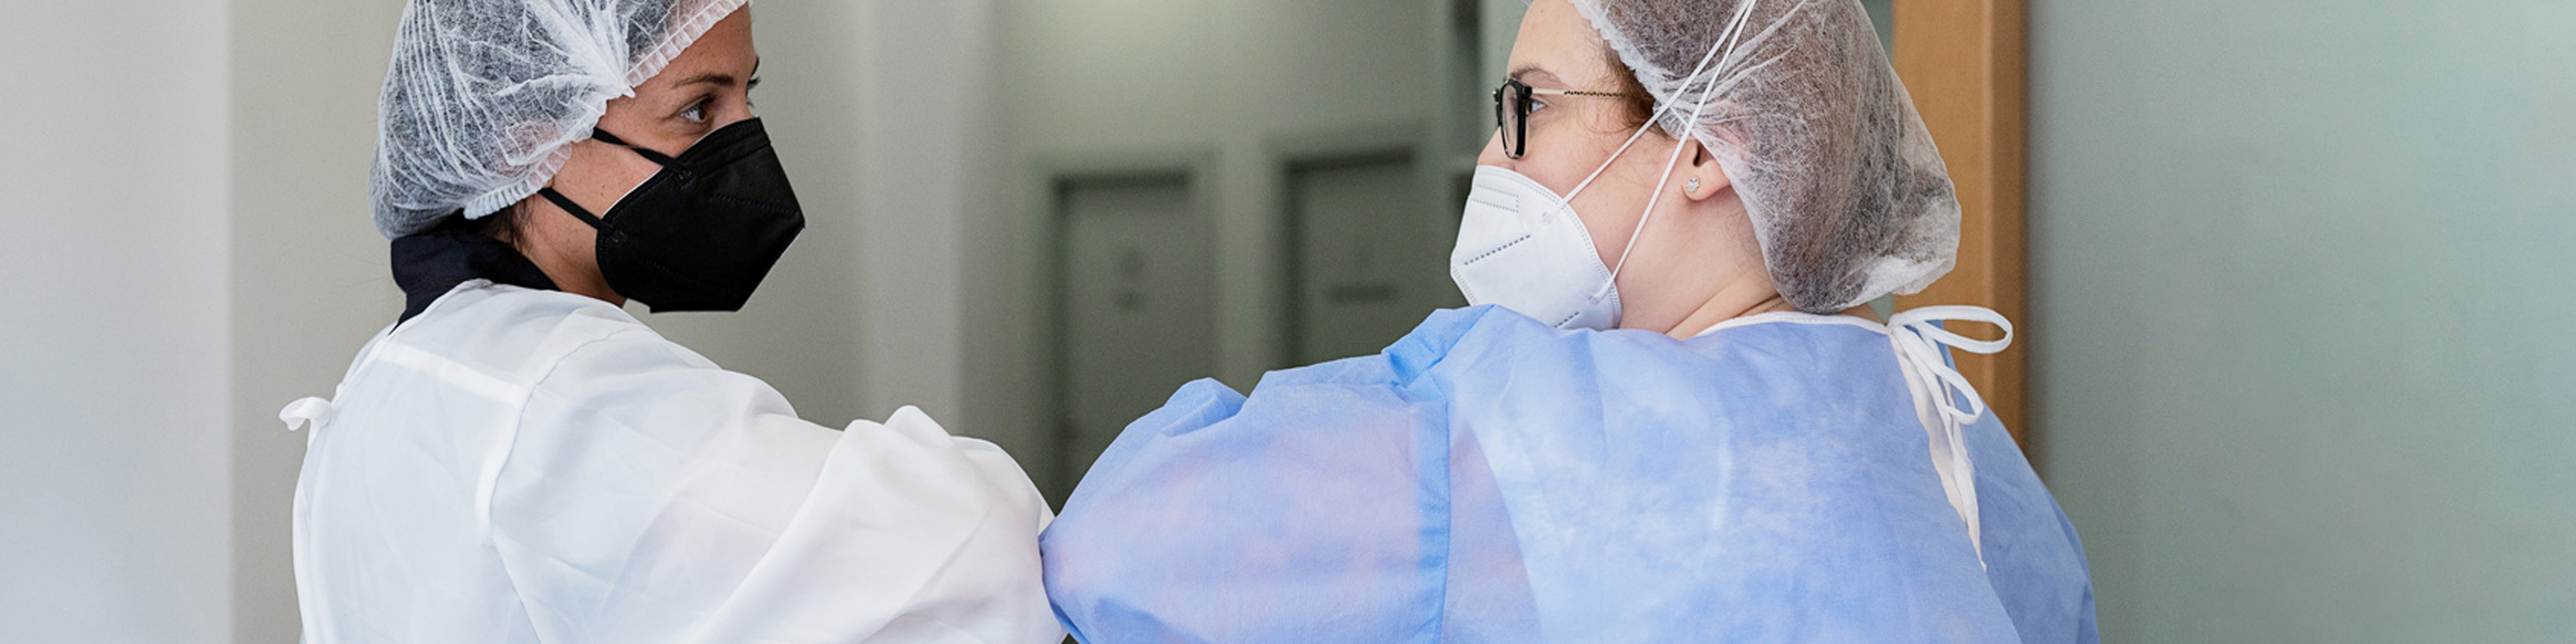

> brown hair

[
  {"left": 480, "top": 202, "right": 527, "bottom": 247},
  {"left": 1603, "top": 46, "right": 1658, "bottom": 133}
]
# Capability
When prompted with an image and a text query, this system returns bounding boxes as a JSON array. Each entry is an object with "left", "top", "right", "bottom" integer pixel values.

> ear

[{"left": 1681, "top": 137, "right": 1733, "bottom": 201}]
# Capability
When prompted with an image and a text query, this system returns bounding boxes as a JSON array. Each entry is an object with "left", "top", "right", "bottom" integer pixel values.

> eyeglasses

[{"left": 1493, "top": 78, "right": 1629, "bottom": 160}]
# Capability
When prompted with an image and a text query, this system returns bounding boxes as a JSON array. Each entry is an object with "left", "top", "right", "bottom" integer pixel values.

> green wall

[{"left": 2028, "top": 1, "right": 2576, "bottom": 641}]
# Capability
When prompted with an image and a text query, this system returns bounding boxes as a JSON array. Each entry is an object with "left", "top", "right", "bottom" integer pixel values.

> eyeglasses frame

[{"left": 1493, "top": 78, "right": 1629, "bottom": 160}]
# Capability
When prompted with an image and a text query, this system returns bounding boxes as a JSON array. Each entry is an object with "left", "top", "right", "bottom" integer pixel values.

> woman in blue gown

[{"left": 1040, "top": 0, "right": 2097, "bottom": 642}]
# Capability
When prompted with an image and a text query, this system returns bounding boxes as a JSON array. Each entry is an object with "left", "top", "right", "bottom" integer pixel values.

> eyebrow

[
  {"left": 675, "top": 59, "right": 763, "bottom": 89},
  {"left": 674, "top": 72, "right": 736, "bottom": 89},
  {"left": 1509, "top": 66, "right": 1565, "bottom": 87}
]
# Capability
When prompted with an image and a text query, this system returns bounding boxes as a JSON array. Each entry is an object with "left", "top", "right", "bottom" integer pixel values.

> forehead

[
  {"left": 1507, "top": 0, "right": 1617, "bottom": 88},
  {"left": 643, "top": 9, "right": 758, "bottom": 85}
]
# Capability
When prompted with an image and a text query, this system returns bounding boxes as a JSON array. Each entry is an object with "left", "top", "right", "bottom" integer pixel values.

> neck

[
  {"left": 501, "top": 200, "right": 629, "bottom": 308},
  {"left": 1663, "top": 288, "right": 1796, "bottom": 339},
  {"left": 1662, "top": 284, "right": 1879, "bottom": 339},
  {"left": 533, "top": 255, "right": 626, "bottom": 307},
  {"left": 512, "top": 232, "right": 626, "bottom": 308}
]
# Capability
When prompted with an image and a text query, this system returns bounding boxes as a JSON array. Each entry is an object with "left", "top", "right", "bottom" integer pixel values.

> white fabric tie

[
  {"left": 1885, "top": 305, "right": 2014, "bottom": 566},
  {"left": 282, "top": 395, "right": 338, "bottom": 451},
  {"left": 281, "top": 396, "right": 336, "bottom": 432}
]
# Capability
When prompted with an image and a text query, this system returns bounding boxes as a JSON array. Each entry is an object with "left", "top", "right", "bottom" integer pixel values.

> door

[
  {"left": 1050, "top": 172, "right": 1218, "bottom": 501},
  {"left": 1284, "top": 153, "right": 1464, "bottom": 364}
]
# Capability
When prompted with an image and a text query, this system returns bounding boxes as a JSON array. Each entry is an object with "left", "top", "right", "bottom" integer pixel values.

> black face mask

[{"left": 538, "top": 117, "right": 805, "bottom": 313}]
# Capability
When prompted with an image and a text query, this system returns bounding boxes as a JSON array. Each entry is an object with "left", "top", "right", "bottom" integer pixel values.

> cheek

[
  {"left": 1523, "top": 153, "right": 1601, "bottom": 199},
  {"left": 1550, "top": 157, "right": 1650, "bottom": 248},
  {"left": 602, "top": 152, "right": 664, "bottom": 199},
  {"left": 559, "top": 143, "right": 665, "bottom": 206}
]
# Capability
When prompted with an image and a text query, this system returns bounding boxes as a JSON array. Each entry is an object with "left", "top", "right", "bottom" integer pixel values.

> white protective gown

[{"left": 280, "top": 280, "right": 1062, "bottom": 644}]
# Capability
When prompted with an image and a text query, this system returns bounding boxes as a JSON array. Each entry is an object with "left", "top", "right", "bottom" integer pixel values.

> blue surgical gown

[{"left": 1041, "top": 305, "right": 2096, "bottom": 643}]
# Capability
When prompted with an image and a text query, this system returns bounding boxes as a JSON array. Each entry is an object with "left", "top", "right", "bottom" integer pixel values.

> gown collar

[{"left": 389, "top": 213, "right": 557, "bottom": 324}]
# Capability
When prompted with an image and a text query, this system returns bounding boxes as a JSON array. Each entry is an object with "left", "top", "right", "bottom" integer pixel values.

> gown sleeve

[
  {"left": 1042, "top": 368, "right": 1463, "bottom": 644},
  {"left": 487, "top": 330, "right": 1061, "bottom": 644}
]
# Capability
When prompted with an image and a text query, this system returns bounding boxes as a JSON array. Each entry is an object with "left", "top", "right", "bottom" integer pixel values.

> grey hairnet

[
  {"left": 1567, "top": 0, "right": 1958, "bottom": 313},
  {"left": 370, "top": 0, "right": 751, "bottom": 239}
]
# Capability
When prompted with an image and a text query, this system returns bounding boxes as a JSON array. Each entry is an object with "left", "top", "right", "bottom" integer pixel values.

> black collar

[{"left": 389, "top": 214, "right": 557, "bottom": 323}]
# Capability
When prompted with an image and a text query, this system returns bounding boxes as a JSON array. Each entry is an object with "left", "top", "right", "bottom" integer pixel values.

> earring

[{"left": 1685, "top": 176, "right": 1701, "bottom": 193}]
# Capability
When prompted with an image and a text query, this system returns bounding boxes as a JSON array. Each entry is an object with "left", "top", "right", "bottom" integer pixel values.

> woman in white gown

[{"left": 278, "top": 2, "right": 1061, "bottom": 642}]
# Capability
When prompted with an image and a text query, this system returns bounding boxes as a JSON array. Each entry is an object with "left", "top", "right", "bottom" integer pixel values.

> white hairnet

[
  {"left": 1566, "top": 0, "right": 1959, "bottom": 313},
  {"left": 370, "top": 0, "right": 750, "bottom": 239}
]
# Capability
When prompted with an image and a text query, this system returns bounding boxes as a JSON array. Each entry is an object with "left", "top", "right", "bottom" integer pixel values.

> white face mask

[
  {"left": 1450, "top": 165, "right": 1627, "bottom": 329},
  {"left": 1447, "top": 0, "right": 1757, "bottom": 331}
]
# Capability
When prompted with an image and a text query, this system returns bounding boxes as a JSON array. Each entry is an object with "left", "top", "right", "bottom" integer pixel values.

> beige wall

[
  {"left": 225, "top": 1, "right": 404, "bottom": 640},
  {"left": 1, "top": 1, "right": 233, "bottom": 641}
]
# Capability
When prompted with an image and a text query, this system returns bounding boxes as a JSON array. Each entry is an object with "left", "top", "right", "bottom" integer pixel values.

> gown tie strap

[{"left": 1886, "top": 305, "right": 2015, "bottom": 566}]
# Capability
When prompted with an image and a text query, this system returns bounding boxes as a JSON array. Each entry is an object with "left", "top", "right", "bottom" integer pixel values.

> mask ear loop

[
  {"left": 535, "top": 187, "right": 608, "bottom": 228},
  {"left": 1556, "top": 0, "right": 1758, "bottom": 205},
  {"left": 535, "top": 127, "right": 677, "bottom": 229},
  {"left": 1591, "top": 0, "right": 1764, "bottom": 301},
  {"left": 588, "top": 127, "right": 676, "bottom": 166}
]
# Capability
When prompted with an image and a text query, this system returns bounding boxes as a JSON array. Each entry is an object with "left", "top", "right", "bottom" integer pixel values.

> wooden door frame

[{"left": 1890, "top": 0, "right": 2031, "bottom": 450}]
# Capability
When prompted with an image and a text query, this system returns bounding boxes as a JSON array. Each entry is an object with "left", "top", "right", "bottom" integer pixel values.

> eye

[{"left": 680, "top": 99, "right": 710, "bottom": 123}]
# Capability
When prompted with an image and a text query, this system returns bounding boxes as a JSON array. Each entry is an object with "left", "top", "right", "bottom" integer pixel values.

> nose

[{"left": 1476, "top": 128, "right": 1511, "bottom": 167}]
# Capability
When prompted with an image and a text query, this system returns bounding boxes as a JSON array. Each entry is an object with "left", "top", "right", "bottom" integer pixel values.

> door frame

[{"left": 1890, "top": 0, "right": 2033, "bottom": 452}]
